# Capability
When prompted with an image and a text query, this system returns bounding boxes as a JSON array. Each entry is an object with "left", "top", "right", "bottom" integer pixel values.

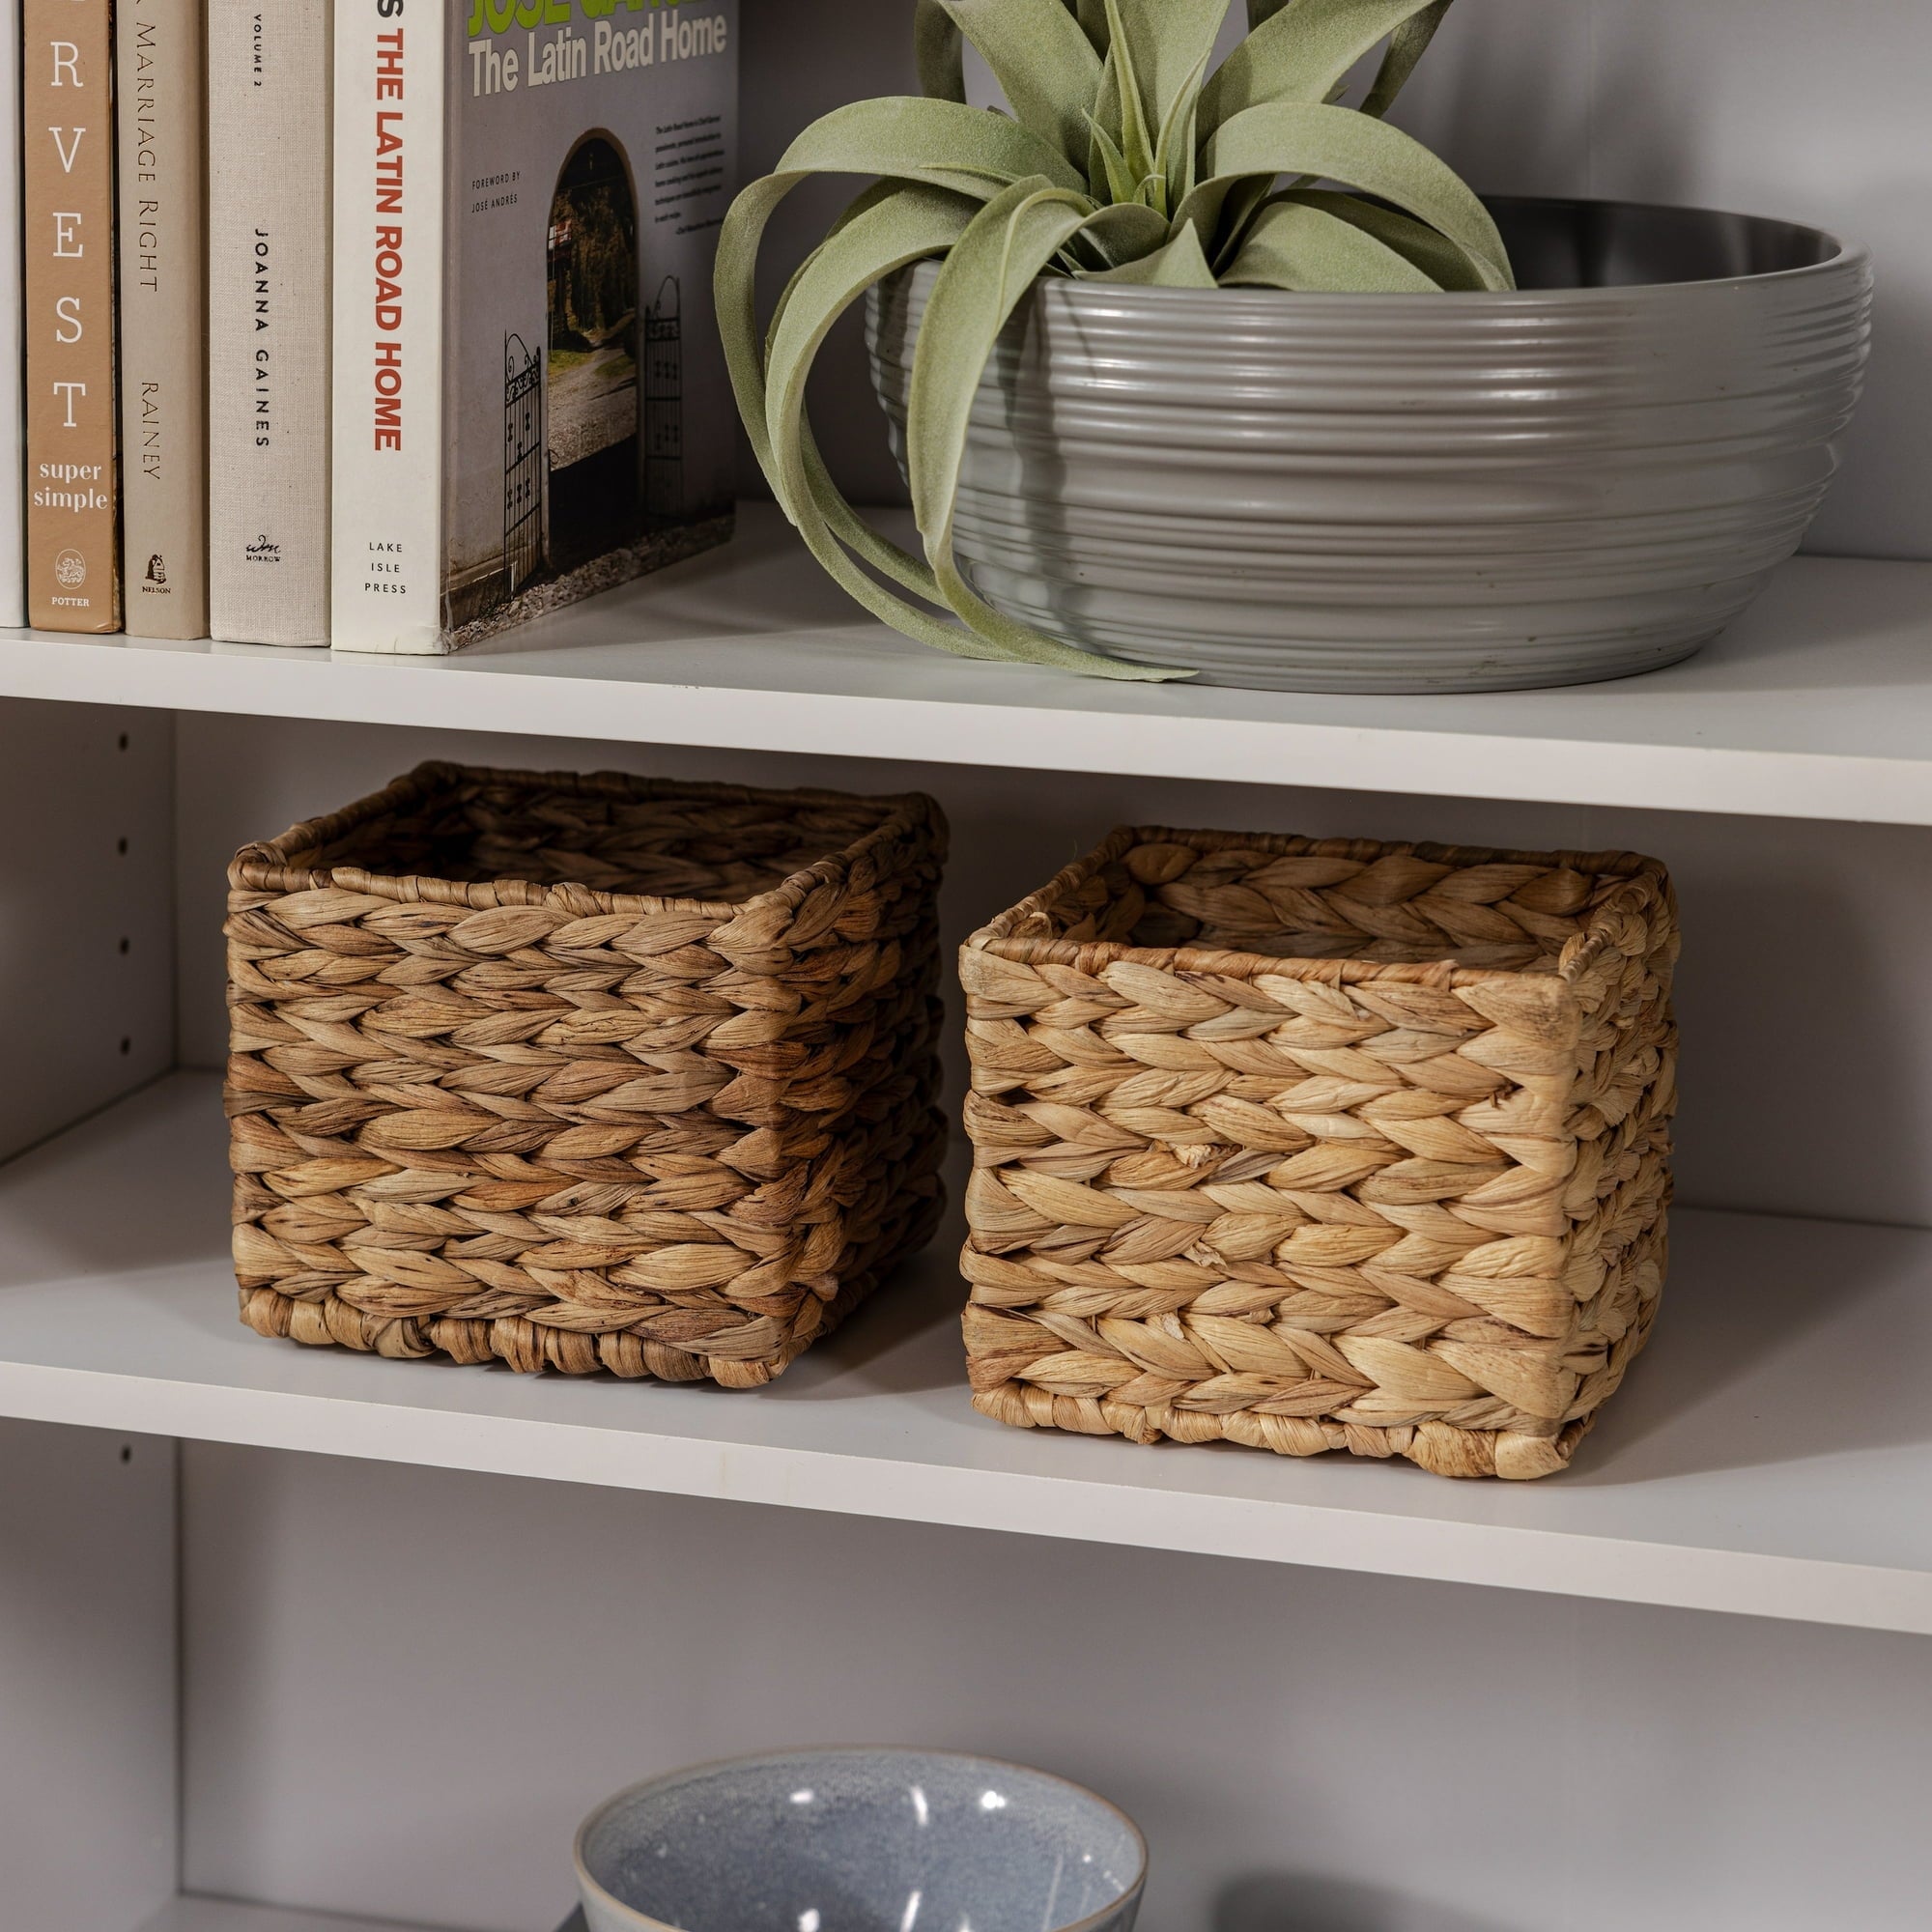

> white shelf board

[
  {"left": 6, "top": 506, "right": 1932, "bottom": 825},
  {"left": 139, "top": 1895, "right": 456, "bottom": 1932},
  {"left": 7, "top": 1074, "right": 1932, "bottom": 1636}
]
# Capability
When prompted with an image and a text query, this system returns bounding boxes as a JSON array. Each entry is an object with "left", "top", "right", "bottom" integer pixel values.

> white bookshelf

[
  {"left": 8, "top": 529, "right": 1932, "bottom": 1928},
  {"left": 8, "top": 522, "right": 1932, "bottom": 1928},
  {"left": 11, "top": 0, "right": 1932, "bottom": 1917},
  {"left": 7, "top": 503, "right": 1932, "bottom": 826},
  {"left": 139, "top": 1901, "right": 458, "bottom": 1932},
  {"left": 136, "top": 1895, "right": 578, "bottom": 1932}
]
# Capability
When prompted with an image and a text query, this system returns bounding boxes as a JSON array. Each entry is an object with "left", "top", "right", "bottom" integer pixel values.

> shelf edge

[{"left": 11, "top": 1361, "right": 1929, "bottom": 1638}]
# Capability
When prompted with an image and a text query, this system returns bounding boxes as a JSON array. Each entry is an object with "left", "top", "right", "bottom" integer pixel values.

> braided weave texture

[
  {"left": 227, "top": 763, "right": 948, "bottom": 1386},
  {"left": 961, "top": 828, "right": 1677, "bottom": 1480}
]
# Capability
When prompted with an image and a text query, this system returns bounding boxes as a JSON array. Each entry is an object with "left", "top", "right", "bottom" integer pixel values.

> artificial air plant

[{"left": 718, "top": 0, "right": 1514, "bottom": 680}]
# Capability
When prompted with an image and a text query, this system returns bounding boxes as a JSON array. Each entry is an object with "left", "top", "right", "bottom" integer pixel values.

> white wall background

[{"left": 737, "top": 0, "right": 1932, "bottom": 561}]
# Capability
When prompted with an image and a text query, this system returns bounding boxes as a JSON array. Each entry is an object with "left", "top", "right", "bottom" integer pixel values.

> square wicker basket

[
  {"left": 226, "top": 762, "right": 949, "bottom": 1386},
  {"left": 959, "top": 827, "right": 1678, "bottom": 1479}
]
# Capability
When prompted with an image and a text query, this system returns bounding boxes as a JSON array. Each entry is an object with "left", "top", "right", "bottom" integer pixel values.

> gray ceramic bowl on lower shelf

[{"left": 574, "top": 1747, "right": 1147, "bottom": 1932}]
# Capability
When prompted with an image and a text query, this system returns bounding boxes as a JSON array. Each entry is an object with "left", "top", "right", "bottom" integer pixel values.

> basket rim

[
  {"left": 227, "top": 760, "right": 943, "bottom": 920},
  {"left": 963, "top": 824, "right": 1670, "bottom": 988}
]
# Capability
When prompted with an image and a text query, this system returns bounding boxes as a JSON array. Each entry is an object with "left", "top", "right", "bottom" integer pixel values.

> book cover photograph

[{"left": 332, "top": 0, "right": 738, "bottom": 655}]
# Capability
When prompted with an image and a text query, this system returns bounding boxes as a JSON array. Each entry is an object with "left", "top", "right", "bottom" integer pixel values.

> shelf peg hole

[
  {"left": 117, "top": 837, "right": 128, "bottom": 856},
  {"left": 118, "top": 732, "right": 129, "bottom": 752},
  {"left": 120, "top": 1037, "right": 132, "bottom": 1056},
  {"left": 119, "top": 936, "right": 130, "bottom": 955}
]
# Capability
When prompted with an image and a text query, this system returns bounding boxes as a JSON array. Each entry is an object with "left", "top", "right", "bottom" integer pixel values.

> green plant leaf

[
  {"left": 1151, "top": 42, "right": 1214, "bottom": 210},
  {"left": 908, "top": 180, "right": 1191, "bottom": 677},
  {"left": 761, "top": 206, "right": 992, "bottom": 613},
  {"left": 1090, "top": 222, "right": 1221, "bottom": 284},
  {"left": 1272, "top": 185, "right": 1491, "bottom": 288},
  {"left": 1362, "top": 0, "right": 1453, "bottom": 119},
  {"left": 776, "top": 96, "right": 1089, "bottom": 196},
  {"left": 762, "top": 188, "right": 971, "bottom": 605},
  {"left": 1067, "top": 0, "right": 1111, "bottom": 52},
  {"left": 1078, "top": 197, "right": 1174, "bottom": 266},
  {"left": 1191, "top": 99, "right": 1514, "bottom": 287},
  {"left": 1085, "top": 112, "right": 1145, "bottom": 207},
  {"left": 940, "top": 0, "right": 1106, "bottom": 165},
  {"left": 1100, "top": 0, "right": 1157, "bottom": 188},
  {"left": 717, "top": 99, "right": 1081, "bottom": 492},
  {"left": 1222, "top": 195, "right": 1442, "bottom": 289},
  {"left": 1202, "top": 0, "right": 1459, "bottom": 130},
  {"left": 1207, "top": 174, "right": 1280, "bottom": 270},
  {"left": 1109, "top": 0, "right": 1230, "bottom": 136},
  {"left": 914, "top": 0, "right": 967, "bottom": 100},
  {"left": 906, "top": 181, "right": 1094, "bottom": 552},
  {"left": 1085, "top": 0, "right": 1221, "bottom": 213},
  {"left": 759, "top": 185, "right": 1011, "bottom": 659}
]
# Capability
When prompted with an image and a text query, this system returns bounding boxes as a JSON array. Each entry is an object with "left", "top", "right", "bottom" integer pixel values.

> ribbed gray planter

[{"left": 867, "top": 198, "right": 1873, "bottom": 694}]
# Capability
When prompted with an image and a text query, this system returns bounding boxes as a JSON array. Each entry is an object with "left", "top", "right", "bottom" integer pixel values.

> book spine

[
  {"left": 207, "top": 0, "right": 331, "bottom": 646},
  {"left": 23, "top": 0, "right": 121, "bottom": 633},
  {"left": 117, "top": 0, "right": 207, "bottom": 639},
  {"left": 328, "top": 0, "right": 445, "bottom": 653},
  {"left": 0, "top": 11, "right": 22, "bottom": 628}
]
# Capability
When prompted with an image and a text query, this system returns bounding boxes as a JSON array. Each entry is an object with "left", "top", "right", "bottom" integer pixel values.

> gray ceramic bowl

[
  {"left": 868, "top": 196, "right": 1873, "bottom": 694},
  {"left": 574, "top": 1748, "right": 1147, "bottom": 1932}
]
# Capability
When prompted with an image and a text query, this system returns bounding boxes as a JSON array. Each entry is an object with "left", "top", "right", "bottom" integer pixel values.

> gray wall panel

[{"left": 182, "top": 1445, "right": 1932, "bottom": 1932}]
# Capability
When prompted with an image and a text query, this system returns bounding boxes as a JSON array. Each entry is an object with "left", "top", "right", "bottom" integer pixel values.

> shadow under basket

[
  {"left": 226, "top": 762, "right": 949, "bottom": 1386},
  {"left": 960, "top": 829, "right": 1678, "bottom": 1479}
]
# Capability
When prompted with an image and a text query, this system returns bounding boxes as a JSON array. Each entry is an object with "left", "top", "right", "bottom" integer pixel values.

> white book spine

[
  {"left": 207, "top": 0, "right": 332, "bottom": 646},
  {"left": 328, "top": 0, "right": 445, "bottom": 654},
  {"left": 0, "top": 7, "right": 24, "bottom": 629}
]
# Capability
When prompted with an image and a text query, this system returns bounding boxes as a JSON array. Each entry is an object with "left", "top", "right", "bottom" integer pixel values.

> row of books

[{"left": 5, "top": 0, "right": 738, "bottom": 651}]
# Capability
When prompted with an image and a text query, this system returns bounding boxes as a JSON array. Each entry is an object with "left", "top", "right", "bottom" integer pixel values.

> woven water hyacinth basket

[
  {"left": 226, "top": 762, "right": 948, "bottom": 1386},
  {"left": 960, "top": 828, "right": 1678, "bottom": 1480}
]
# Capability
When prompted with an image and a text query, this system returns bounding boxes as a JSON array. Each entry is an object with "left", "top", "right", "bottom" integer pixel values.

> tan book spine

[
  {"left": 118, "top": 0, "right": 207, "bottom": 639},
  {"left": 23, "top": 0, "right": 121, "bottom": 633}
]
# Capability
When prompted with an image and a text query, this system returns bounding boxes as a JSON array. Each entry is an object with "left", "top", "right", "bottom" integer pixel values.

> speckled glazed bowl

[
  {"left": 867, "top": 196, "right": 1873, "bottom": 694},
  {"left": 574, "top": 1748, "right": 1147, "bottom": 1932}
]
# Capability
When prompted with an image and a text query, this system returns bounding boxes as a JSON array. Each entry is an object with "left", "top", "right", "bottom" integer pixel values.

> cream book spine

[
  {"left": 327, "top": 0, "right": 444, "bottom": 653},
  {"left": 207, "top": 0, "right": 331, "bottom": 645},
  {"left": 0, "top": 8, "right": 23, "bottom": 628},
  {"left": 118, "top": 0, "right": 207, "bottom": 638}
]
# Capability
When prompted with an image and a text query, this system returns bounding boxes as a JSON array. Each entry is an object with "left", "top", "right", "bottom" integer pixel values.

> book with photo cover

[{"left": 330, "top": 0, "right": 739, "bottom": 655}]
